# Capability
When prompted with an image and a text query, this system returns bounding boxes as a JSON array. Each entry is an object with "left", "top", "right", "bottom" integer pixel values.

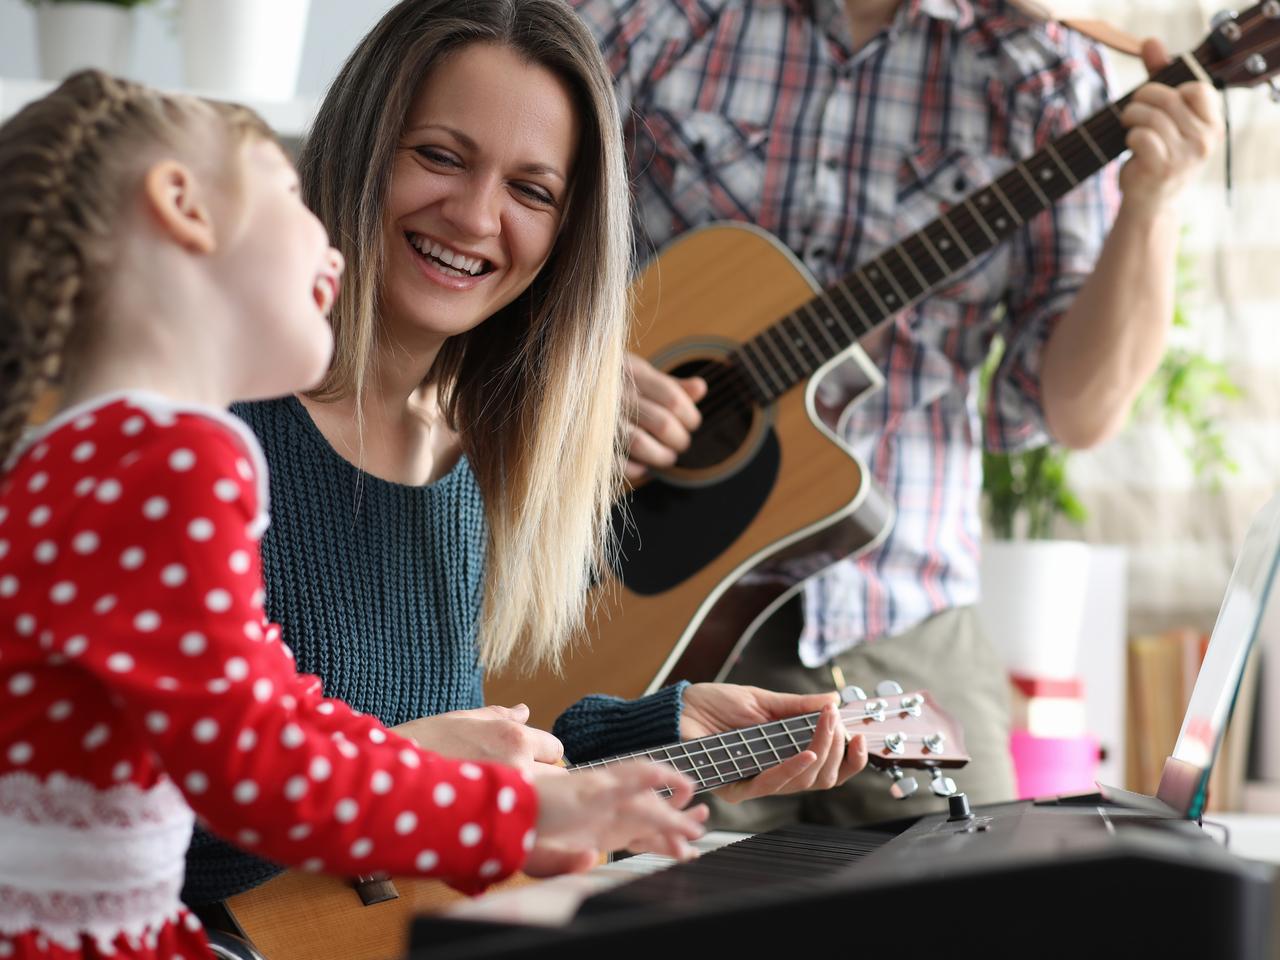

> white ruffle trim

[{"left": 0, "top": 772, "right": 196, "bottom": 951}]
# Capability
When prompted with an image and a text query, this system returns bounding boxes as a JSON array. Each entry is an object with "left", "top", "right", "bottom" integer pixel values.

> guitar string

[{"left": 650, "top": 81, "right": 1161, "bottom": 439}]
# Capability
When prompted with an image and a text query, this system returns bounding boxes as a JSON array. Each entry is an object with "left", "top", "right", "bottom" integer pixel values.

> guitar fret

[
  {"left": 736, "top": 729, "right": 764, "bottom": 778},
  {"left": 1015, "top": 162, "right": 1051, "bottom": 208},
  {"left": 874, "top": 255, "right": 912, "bottom": 306},
  {"left": 781, "top": 313, "right": 820, "bottom": 373},
  {"left": 834, "top": 279, "right": 875, "bottom": 332},
  {"left": 760, "top": 723, "right": 785, "bottom": 766},
  {"left": 892, "top": 242, "right": 930, "bottom": 293},
  {"left": 803, "top": 300, "right": 844, "bottom": 353},
  {"left": 916, "top": 227, "right": 952, "bottom": 276},
  {"left": 986, "top": 181, "right": 1023, "bottom": 227},
  {"left": 776, "top": 316, "right": 813, "bottom": 373},
  {"left": 743, "top": 339, "right": 785, "bottom": 395},
  {"left": 790, "top": 312, "right": 823, "bottom": 366},
  {"left": 1075, "top": 121, "right": 1111, "bottom": 165},
  {"left": 937, "top": 211, "right": 976, "bottom": 260},
  {"left": 962, "top": 197, "right": 999, "bottom": 244},
  {"left": 1043, "top": 142, "right": 1079, "bottom": 186},
  {"left": 854, "top": 267, "right": 890, "bottom": 316},
  {"left": 759, "top": 327, "right": 798, "bottom": 383}
]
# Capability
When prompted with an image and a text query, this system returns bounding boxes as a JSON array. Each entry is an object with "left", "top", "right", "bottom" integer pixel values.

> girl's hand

[
  {"left": 392, "top": 704, "right": 564, "bottom": 774},
  {"left": 524, "top": 761, "right": 708, "bottom": 875}
]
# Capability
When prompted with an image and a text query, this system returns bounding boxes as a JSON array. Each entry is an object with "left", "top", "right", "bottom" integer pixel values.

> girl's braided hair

[{"left": 0, "top": 69, "right": 273, "bottom": 464}]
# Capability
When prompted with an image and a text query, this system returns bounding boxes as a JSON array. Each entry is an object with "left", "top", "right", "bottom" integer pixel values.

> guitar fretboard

[{"left": 727, "top": 58, "right": 1197, "bottom": 404}]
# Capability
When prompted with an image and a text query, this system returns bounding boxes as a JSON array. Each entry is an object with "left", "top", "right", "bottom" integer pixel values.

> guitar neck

[{"left": 732, "top": 56, "right": 1198, "bottom": 403}]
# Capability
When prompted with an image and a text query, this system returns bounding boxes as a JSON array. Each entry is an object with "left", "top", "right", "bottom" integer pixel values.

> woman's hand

[
  {"left": 523, "top": 761, "right": 709, "bottom": 876},
  {"left": 680, "top": 683, "right": 868, "bottom": 804},
  {"left": 624, "top": 353, "right": 706, "bottom": 482},
  {"left": 392, "top": 704, "right": 564, "bottom": 775}
]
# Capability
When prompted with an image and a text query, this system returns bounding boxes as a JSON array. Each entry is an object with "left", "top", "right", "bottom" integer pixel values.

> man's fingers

[
  {"left": 720, "top": 750, "right": 816, "bottom": 803},
  {"left": 629, "top": 354, "right": 703, "bottom": 431},
  {"left": 1140, "top": 36, "right": 1170, "bottom": 75},
  {"left": 626, "top": 424, "right": 678, "bottom": 470},
  {"left": 835, "top": 733, "right": 868, "bottom": 785},
  {"left": 637, "top": 397, "right": 693, "bottom": 453}
]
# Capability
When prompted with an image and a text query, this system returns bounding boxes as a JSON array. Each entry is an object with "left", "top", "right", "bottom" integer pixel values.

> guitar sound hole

[{"left": 670, "top": 359, "right": 756, "bottom": 470}]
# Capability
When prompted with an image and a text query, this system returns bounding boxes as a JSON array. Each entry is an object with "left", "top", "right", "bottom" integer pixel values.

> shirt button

[
  {"left": 953, "top": 174, "right": 968, "bottom": 193},
  {"left": 824, "top": 156, "right": 839, "bottom": 171},
  {"left": 691, "top": 140, "right": 707, "bottom": 160},
  {"left": 811, "top": 248, "right": 828, "bottom": 260}
]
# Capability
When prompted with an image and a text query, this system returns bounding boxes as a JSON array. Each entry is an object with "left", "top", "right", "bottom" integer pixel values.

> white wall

[{"left": 0, "top": 0, "right": 396, "bottom": 96}]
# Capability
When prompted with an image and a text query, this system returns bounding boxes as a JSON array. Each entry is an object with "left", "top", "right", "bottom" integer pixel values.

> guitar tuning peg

[
  {"left": 886, "top": 766, "right": 919, "bottom": 799},
  {"left": 1269, "top": 79, "right": 1280, "bottom": 104},
  {"left": 1211, "top": 8, "right": 1238, "bottom": 27},
  {"left": 840, "top": 685, "right": 868, "bottom": 704},
  {"left": 875, "top": 680, "right": 904, "bottom": 696},
  {"left": 929, "top": 767, "right": 958, "bottom": 797}
]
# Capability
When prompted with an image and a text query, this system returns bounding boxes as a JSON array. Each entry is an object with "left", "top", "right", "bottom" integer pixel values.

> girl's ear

[{"left": 142, "top": 160, "right": 218, "bottom": 254}]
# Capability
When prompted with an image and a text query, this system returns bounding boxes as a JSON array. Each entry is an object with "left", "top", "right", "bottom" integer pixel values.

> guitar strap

[{"left": 1006, "top": 0, "right": 1143, "bottom": 57}]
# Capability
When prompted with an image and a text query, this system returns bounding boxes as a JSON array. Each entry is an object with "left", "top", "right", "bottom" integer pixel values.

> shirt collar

[{"left": 799, "top": 0, "right": 973, "bottom": 29}]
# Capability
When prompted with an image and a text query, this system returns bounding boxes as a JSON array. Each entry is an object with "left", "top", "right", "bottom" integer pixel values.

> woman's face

[{"left": 382, "top": 42, "right": 580, "bottom": 347}]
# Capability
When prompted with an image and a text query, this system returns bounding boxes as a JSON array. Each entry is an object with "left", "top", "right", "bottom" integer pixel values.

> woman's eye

[
  {"left": 416, "top": 147, "right": 459, "bottom": 167},
  {"left": 517, "top": 183, "right": 556, "bottom": 206}
]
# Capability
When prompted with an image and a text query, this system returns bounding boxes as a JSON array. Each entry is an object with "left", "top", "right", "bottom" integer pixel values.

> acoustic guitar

[
  {"left": 220, "top": 687, "right": 966, "bottom": 960},
  {"left": 488, "top": 7, "right": 1280, "bottom": 728}
]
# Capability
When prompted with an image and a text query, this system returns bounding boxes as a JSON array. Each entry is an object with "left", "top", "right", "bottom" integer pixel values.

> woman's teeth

[{"left": 408, "top": 234, "right": 487, "bottom": 277}]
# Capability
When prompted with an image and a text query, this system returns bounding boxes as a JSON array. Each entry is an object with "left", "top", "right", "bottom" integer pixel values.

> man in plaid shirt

[{"left": 574, "top": 0, "right": 1221, "bottom": 827}]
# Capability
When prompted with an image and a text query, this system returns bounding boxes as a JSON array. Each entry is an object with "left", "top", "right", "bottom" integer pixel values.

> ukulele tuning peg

[
  {"left": 1265, "top": 0, "right": 1280, "bottom": 17},
  {"left": 875, "top": 680, "right": 904, "bottom": 697},
  {"left": 840, "top": 685, "right": 868, "bottom": 704},
  {"left": 887, "top": 766, "right": 919, "bottom": 799},
  {"left": 929, "top": 767, "right": 958, "bottom": 797}
]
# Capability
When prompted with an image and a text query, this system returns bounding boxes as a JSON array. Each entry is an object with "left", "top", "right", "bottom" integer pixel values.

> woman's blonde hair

[
  {"left": 0, "top": 70, "right": 275, "bottom": 465},
  {"left": 299, "top": 0, "right": 630, "bottom": 673}
]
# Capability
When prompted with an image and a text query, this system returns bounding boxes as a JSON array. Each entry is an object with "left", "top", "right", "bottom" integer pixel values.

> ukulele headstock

[{"left": 837, "top": 683, "right": 970, "bottom": 800}]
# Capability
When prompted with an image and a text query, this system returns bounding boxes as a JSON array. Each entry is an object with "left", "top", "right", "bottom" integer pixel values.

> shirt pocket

[
  {"left": 894, "top": 140, "right": 1012, "bottom": 307},
  {"left": 636, "top": 109, "right": 769, "bottom": 232}
]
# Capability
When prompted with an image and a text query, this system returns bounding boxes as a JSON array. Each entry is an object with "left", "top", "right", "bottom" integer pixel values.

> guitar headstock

[
  {"left": 1191, "top": 2, "right": 1280, "bottom": 91},
  {"left": 837, "top": 683, "right": 969, "bottom": 800}
]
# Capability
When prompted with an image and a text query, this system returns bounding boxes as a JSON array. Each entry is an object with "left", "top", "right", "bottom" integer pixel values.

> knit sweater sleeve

[{"left": 552, "top": 681, "right": 688, "bottom": 764}]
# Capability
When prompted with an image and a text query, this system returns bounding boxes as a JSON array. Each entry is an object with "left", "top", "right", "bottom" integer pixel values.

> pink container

[{"left": 1009, "top": 730, "right": 1101, "bottom": 799}]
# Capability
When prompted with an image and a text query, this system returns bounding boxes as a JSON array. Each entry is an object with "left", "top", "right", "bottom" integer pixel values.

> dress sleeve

[{"left": 63, "top": 421, "right": 536, "bottom": 892}]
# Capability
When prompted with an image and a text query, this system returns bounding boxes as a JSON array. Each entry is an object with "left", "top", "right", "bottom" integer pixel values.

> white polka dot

[
  {"left": 122, "top": 415, "right": 146, "bottom": 436},
  {"left": 214, "top": 479, "right": 240, "bottom": 502},
  {"left": 310, "top": 756, "right": 331, "bottom": 781},
  {"left": 72, "top": 441, "right": 95, "bottom": 462},
  {"left": 459, "top": 823, "right": 482, "bottom": 847},
  {"left": 243, "top": 621, "right": 263, "bottom": 641},
  {"left": 280, "top": 724, "right": 305, "bottom": 749},
  {"left": 400, "top": 749, "right": 420, "bottom": 768},
  {"left": 72, "top": 531, "right": 99, "bottom": 554},
  {"left": 206, "top": 677, "right": 230, "bottom": 695},
  {"left": 371, "top": 770, "right": 393, "bottom": 795},
  {"left": 287, "top": 823, "right": 311, "bottom": 840},
  {"left": 15, "top": 615, "right": 35, "bottom": 636},
  {"left": 180, "top": 632, "right": 207, "bottom": 656},
  {"left": 82, "top": 724, "right": 109, "bottom": 751},
  {"left": 234, "top": 780, "right": 258, "bottom": 804},
  {"left": 185, "top": 771, "right": 208, "bottom": 794},
  {"left": 63, "top": 635, "right": 87, "bottom": 657},
  {"left": 93, "top": 594, "right": 116, "bottom": 614},
  {"left": 46, "top": 582, "right": 74, "bottom": 609},
  {"left": 8, "top": 742, "right": 32, "bottom": 765},
  {"left": 113, "top": 761, "right": 132, "bottom": 781},
  {"left": 169, "top": 449, "right": 196, "bottom": 471},
  {"left": 253, "top": 678, "right": 273, "bottom": 703},
  {"left": 497, "top": 786, "right": 517, "bottom": 813},
  {"left": 205, "top": 589, "right": 231, "bottom": 612},
  {"left": 94, "top": 480, "right": 121, "bottom": 503},
  {"left": 251, "top": 588, "right": 266, "bottom": 607},
  {"left": 337, "top": 739, "right": 359, "bottom": 759},
  {"left": 27, "top": 471, "right": 48, "bottom": 492},
  {"left": 433, "top": 783, "right": 456, "bottom": 808},
  {"left": 0, "top": 576, "right": 16, "bottom": 597},
  {"left": 237, "top": 728, "right": 257, "bottom": 751},
  {"left": 395, "top": 811, "right": 418, "bottom": 835},
  {"left": 8, "top": 673, "right": 33, "bottom": 696},
  {"left": 460, "top": 763, "right": 483, "bottom": 781},
  {"left": 368, "top": 728, "right": 387, "bottom": 745},
  {"left": 73, "top": 413, "right": 95, "bottom": 430},
  {"left": 74, "top": 476, "right": 96, "bottom": 497},
  {"left": 284, "top": 775, "right": 309, "bottom": 801},
  {"left": 188, "top": 518, "right": 215, "bottom": 542},
  {"left": 161, "top": 564, "right": 187, "bottom": 587},
  {"left": 134, "top": 611, "right": 160, "bottom": 632},
  {"left": 193, "top": 718, "right": 219, "bottom": 743},
  {"left": 182, "top": 911, "right": 202, "bottom": 933},
  {"left": 523, "top": 829, "right": 536, "bottom": 852},
  {"left": 238, "top": 830, "right": 260, "bottom": 846},
  {"left": 237, "top": 458, "right": 253, "bottom": 480},
  {"left": 415, "top": 850, "right": 439, "bottom": 871},
  {"left": 229, "top": 550, "right": 251, "bottom": 574},
  {"left": 119, "top": 547, "right": 145, "bottom": 570},
  {"left": 106, "top": 652, "right": 134, "bottom": 673},
  {"left": 315, "top": 702, "right": 335, "bottom": 715},
  {"left": 479, "top": 859, "right": 502, "bottom": 878},
  {"left": 28, "top": 505, "right": 50, "bottom": 526},
  {"left": 350, "top": 838, "right": 373, "bottom": 858},
  {"left": 301, "top": 858, "right": 324, "bottom": 873},
  {"left": 48, "top": 700, "right": 72, "bottom": 721},
  {"left": 156, "top": 676, "right": 179, "bottom": 691},
  {"left": 142, "top": 496, "right": 169, "bottom": 520},
  {"left": 335, "top": 798, "right": 358, "bottom": 823},
  {"left": 146, "top": 711, "right": 168, "bottom": 733}
]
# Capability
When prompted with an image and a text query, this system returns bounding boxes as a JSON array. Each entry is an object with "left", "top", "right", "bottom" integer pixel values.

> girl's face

[
  {"left": 215, "top": 138, "right": 343, "bottom": 399},
  {"left": 381, "top": 42, "right": 580, "bottom": 347}
]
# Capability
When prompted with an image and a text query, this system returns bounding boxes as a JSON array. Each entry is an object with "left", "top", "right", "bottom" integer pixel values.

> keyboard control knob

[{"left": 947, "top": 792, "right": 973, "bottom": 821}]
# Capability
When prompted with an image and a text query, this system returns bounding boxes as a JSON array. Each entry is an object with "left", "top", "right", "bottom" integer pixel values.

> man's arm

[{"left": 1040, "top": 39, "right": 1222, "bottom": 449}]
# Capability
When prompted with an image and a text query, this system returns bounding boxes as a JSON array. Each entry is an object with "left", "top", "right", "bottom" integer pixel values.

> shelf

[{"left": 0, "top": 77, "right": 318, "bottom": 139}]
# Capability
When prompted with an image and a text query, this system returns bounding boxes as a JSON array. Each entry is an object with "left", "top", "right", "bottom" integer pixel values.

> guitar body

[{"left": 489, "top": 223, "right": 892, "bottom": 728}]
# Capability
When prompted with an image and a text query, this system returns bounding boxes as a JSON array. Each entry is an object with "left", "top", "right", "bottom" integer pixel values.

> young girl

[{"left": 0, "top": 70, "right": 705, "bottom": 960}]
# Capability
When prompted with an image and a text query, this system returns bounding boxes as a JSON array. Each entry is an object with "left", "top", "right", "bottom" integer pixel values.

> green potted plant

[{"left": 23, "top": 0, "right": 155, "bottom": 81}]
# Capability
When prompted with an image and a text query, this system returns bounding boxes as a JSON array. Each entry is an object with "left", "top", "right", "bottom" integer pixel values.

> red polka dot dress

[{"left": 0, "top": 392, "right": 537, "bottom": 960}]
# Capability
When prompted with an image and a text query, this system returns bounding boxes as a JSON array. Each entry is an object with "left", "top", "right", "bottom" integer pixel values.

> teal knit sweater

[{"left": 182, "top": 396, "right": 685, "bottom": 904}]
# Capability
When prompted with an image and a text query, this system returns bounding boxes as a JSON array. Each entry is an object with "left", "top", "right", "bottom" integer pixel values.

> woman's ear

[{"left": 142, "top": 160, "right": 217, "bottom": 254}]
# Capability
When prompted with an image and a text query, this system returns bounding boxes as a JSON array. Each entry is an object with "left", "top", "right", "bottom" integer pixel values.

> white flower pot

[
  {"left": 36, "top": 2, "right": 133, "bottom": 81},
  {"left": 978, "top": 539, "right": 1092, "bottom": 680},
  {"left": 181, "top": 0, "right": 311, "bottom": 101}
]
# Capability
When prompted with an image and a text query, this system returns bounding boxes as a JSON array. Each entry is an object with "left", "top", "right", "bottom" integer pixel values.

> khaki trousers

[{"left": 706, "top": 599, "right": 1017, "bottom": 831}]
